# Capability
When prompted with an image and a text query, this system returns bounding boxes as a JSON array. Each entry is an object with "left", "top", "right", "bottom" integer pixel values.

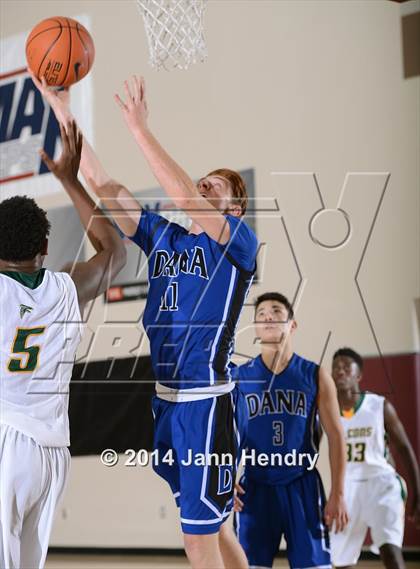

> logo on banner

[{"left": 0, "top": 68, "right": 61, "bottom": 185}]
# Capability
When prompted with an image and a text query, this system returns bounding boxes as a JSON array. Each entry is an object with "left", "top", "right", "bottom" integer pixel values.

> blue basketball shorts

[
  {"left": 152, "top": 387, "right": 248, "bottom": 535},
  {"left": 235, "top": 469, "right": 332, "bottom": 568}
]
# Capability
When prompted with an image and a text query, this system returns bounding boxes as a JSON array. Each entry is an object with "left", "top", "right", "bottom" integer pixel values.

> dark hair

[
  {"left": 206, "top": 168, "right": 248, "bottom": 216},
  {"left": 0, "top": 196, "right": 50, "bottom": 261},
  {"left": 254, "top": 292, "right": 294, "bottom": 319},
  {"left": 333, "top": 347, "right": 364, "bottom": 371}
]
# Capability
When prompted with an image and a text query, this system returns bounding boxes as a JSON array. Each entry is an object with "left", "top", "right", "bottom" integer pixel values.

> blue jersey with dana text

[
  {"left": 233, "top": 353, "right": 320, "bottom": 484},
  {"left": 130, "top": 209, "right": 258, "bottom": 390}
]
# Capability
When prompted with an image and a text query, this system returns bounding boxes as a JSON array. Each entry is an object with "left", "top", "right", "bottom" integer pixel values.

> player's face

[
  {"left": 197, "top": 176, "right": 241, "bottom": 216},
  {"left": 254, "top": 300, "right": 295, "bottom": 345},
  {"left": 331, "top": 356, "right": 361, "bottom": 391}
]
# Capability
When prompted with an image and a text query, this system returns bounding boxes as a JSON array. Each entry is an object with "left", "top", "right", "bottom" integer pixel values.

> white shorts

[
  {"left": 330, "top": 472, "right": 406, "bottom": 566},
  {"left": 0, "top": 424, "right": 70, "bottom": 569}
]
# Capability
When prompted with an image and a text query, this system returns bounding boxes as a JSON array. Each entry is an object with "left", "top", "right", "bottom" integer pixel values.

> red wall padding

[{"left": 362, "top": 352, "right": 420, "bottom": 548}]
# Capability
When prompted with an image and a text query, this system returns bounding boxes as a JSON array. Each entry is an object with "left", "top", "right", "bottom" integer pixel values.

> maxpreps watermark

[{"left": 101, "top": 448, "right": 319, "bottom": 471}]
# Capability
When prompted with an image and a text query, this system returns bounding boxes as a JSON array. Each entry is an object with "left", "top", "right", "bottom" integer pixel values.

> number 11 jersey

[{"left": 130, "top": 209, "right": 258, "bottom": 392}]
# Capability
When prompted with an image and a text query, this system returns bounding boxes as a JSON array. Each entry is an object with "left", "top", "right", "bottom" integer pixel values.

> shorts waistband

[{"left": 155, "top": 381, "right": 235, "bottom": 403}]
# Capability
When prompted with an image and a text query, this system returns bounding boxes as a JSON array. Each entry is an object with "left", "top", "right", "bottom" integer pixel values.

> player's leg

[
  {"left": 368, "top": 474, "right": 406, "bottom": 569},
  {"left": 152, "top": 394, "right": 228, "bottom": 567},
  {"left": 378, "top": 544, "right": 405, "bottom": 569},
  {"left": 178, "top": 389, "right": 247, "bottom": 567},
  {"left": 218, "top": 519, "right": 248, "bottom": 569},
  {"left": 218, "top": 388, "right": 249, "bottom": 569},
  {"left": 330, "top": 478, "right": 368, "bottom": 567},
  {"left": 20, "top": 446, "right": 70, "bottom": 569},
  {"left": 178, "top": 394, "right": 227, "bottom": 568},
  {"left": 153, "top": 396, "right": 225, "bottom": 567},
  {"left": 153, "top": 397, "right": 225, "bottom": 568},
  {"left": 282, "top": 469, "right": 333, "bottom": 569},
  {"left": 0, "top": 426, "right": 68, "bottom": 569},
  {"left": 0, "top": 425, "right": 25, "bottom": 569},
  {"left": 151, "top": 396, "right": 181, "bottom": 504},
  {"left": 234, "top": 478, "right": 281, "bottom": 568},
  {"left": 184, "top": 533, "right": 224, "bottom": 568}
]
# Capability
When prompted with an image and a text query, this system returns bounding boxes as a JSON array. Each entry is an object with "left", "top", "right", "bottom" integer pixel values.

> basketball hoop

[{"left": 135, "top": 0, "right": 207, "bottom": 70}]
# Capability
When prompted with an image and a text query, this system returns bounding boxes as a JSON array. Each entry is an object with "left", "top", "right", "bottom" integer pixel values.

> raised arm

[
  {"left": 115, "top": 76, "right": 232, "bottom": 244},
  {"left": 40, "top": 121, "right": 126, "bottom": 312},
  {"left": 384, "top": 400, "right": 420, "bottom": 528},
  {"left": 317, "top": 366, "right": 349, "bottom": 533},
  {"left": 30, "top": 72, "right": 141, "bottom": 238}
]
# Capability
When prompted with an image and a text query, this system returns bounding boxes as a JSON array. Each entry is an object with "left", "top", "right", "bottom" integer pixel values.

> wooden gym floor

[{"left": 45, "top": 553, "right": 419, "bottom": 568}]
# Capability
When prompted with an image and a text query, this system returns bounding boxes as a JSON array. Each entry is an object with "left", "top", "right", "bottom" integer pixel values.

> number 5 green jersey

[{"left": 0, "top": 269, "right": 82, "bottom": 447}]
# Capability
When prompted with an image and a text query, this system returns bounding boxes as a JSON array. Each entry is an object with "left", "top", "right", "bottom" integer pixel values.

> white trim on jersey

[
  {"left": 199, "top": 397, "right": 221, "bottom": 518},
  {"left": 235, "top": 510, "right": 241, "bottom": 537},
  {"left": 309, "top": 403, "right": 319, "bottom": 455},
  {"left": 315, "top": 475, "right": 331, "bottom": 554},
  {"left": 180, "top": 511, "right": 231, "bottom": 525},
  {"left": 230, "top": 391, "right": 241, "bottom": 470},
  {"left": 209, "top": 266, "right": 237, "bottom": 385},
  {"left": 155, "top": 380, "right": 235, "bottom": 402},
  {"left": 295, "top": 565, "right": 332, "bottom": 569}
]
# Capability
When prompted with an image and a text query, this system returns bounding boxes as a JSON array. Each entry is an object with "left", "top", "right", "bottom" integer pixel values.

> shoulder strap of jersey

[{"left": 222, "top": 248, "right": 256, "bottom": 280}]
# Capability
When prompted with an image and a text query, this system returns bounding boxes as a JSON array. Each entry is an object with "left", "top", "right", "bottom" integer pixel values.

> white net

[{"left": 136, "top": 0, "right": 207, "bottom": 70}]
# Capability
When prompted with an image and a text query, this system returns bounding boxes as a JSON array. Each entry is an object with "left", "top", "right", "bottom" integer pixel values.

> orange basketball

[{"left": 26, "top": 16, "right": 95, "bottom": 87}]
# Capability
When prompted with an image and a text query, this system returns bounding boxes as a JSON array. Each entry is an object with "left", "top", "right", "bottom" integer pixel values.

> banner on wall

[{"left": 0, "top": 15, "right": 94, "bottom": 199}]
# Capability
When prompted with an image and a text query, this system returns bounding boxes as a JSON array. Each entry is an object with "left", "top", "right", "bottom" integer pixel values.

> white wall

[{"left": 1, "top": 0, "right": 418, "bottom": 548}]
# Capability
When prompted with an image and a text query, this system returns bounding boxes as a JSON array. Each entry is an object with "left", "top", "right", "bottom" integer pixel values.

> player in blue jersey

[
  {"left": 220, "top": 292, "right": 349, "bottom": 569},
  {"left": 33, "top": 74, "right": 257, "bottom": 568}
]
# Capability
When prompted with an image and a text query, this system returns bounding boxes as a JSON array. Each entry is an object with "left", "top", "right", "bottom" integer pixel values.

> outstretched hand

[
  {"left": 28, "top": 69, "right": 72, "bottom": 127},
  {"left": 40, "top": 120, "right": 82, "bottom": 183},
  {"left": 115, "top": 75, "right": 149, "bottom": 131}
]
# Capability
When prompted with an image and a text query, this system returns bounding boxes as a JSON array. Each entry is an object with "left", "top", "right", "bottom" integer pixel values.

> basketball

[{"left": 26, "top": 16, "right": 95, "bottom": 87}]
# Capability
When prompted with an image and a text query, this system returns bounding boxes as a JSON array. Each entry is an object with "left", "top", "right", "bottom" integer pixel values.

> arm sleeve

[
  {"left": 223, "top": 215, "right": 258, "bottom": 273},
  {"left": 128, "top": 208, "right": 171, "bottom": 255}
]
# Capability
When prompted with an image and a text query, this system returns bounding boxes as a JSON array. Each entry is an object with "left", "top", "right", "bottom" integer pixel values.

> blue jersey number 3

[{"left": 272, "top": 420, "right": 284, "bottom": 446}]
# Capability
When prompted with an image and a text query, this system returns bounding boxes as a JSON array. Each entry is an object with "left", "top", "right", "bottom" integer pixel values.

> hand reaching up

[
  {"left": 115, "top": 75, "right": 149, "bottom": 132},
  {"left": 29, "top": 69, "right": 73, "bottom": 128},
  {"left": 40, "top": 121, "right": 82, "bottom": 184}
]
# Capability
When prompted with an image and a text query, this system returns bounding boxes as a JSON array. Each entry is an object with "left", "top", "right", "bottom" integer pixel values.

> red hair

[{"left": 206, "top": 168, "right": 248, "bottom": 216}]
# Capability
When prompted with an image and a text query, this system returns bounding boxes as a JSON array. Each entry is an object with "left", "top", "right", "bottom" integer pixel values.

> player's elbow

[
  {"left": 172, "top": 193, "right": 198, "bottom": 213},
  {"left": 100, "top": 236, "right": 127, "bottom": 280},
  {"left": 325, "top": 422, "right": 345, "bottom": 447},
  {"left": 168, "top": 179, "right": 201, "bottom": 213},
  {"left": 89, "top": 178, "right": 122, "bottom": 201},
  {"left": 111, "top": 239, "right": 127, "bottom": 276},
  {"left": 392, "top": 438, "right": 411, "bottom": 457}
]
